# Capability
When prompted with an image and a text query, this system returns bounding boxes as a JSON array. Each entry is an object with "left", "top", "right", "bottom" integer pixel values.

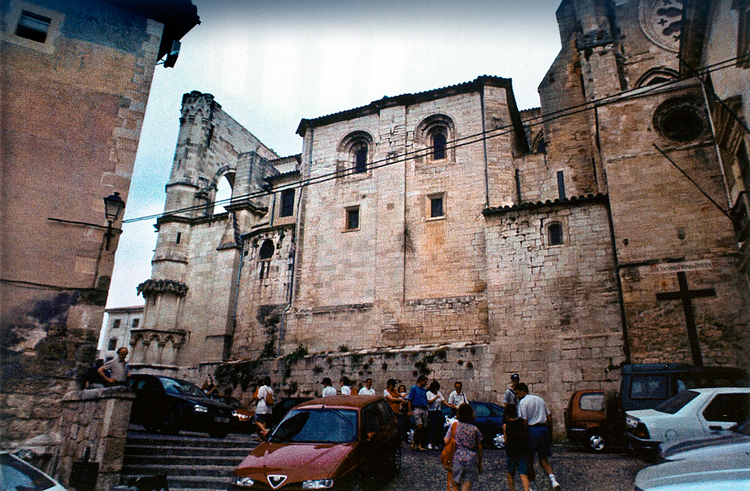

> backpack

[{"left": 265, "top": 389, "right": 274, "bottom": 406}]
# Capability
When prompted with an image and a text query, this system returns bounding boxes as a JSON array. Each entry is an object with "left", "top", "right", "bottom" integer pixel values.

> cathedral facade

[{"left": 133, "top": 0, "right": 750, "bottom": 426}]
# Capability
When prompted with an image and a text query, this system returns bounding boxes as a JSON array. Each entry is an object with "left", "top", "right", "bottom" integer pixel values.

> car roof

[{"left": 294, "top": 395, "right": 381, "bottom": 409}]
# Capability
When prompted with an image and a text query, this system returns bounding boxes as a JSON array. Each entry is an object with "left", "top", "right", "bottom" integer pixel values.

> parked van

[
  {"left": 620, "top": 364, "right": 750, "bottom": 411},
  {"left": 565, "top": 364, "right": 750, "bottom": 452}
]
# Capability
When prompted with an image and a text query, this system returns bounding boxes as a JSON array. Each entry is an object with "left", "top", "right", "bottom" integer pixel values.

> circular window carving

[
  {"left": 259, "top": 239, "right": 275, "bottom": 259},
  {"left": 652, "top": 97, "right": 709, "bottom": 143}
]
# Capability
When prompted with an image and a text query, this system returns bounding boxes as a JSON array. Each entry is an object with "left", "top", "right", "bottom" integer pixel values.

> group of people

[
  {"left": 320, "top": 376, "right": 376, "bottom": 396},
  {"left": 444, "top": 373, "right": 562, "bottom": 491}
]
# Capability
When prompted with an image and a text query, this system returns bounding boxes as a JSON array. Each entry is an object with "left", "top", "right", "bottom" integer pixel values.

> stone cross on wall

[{"left": 656, "top": 271, "right": 716, "bottom": 366}]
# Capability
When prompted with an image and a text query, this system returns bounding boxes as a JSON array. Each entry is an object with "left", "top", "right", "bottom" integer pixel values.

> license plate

[{"left": 215, "top": 416, "right": 230, "bottom": 423}]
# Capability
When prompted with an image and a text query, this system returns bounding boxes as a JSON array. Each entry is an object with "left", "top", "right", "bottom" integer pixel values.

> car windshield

[
  {"left": 216, "top": 396, "right": 242, "bottom": 408},
  {"left": 159, "top": 377, "right": 207, "bottom": 398},
  {"left": 269, "top": 408, "right": 358, "bottom": 444},
  {"left": 654, "top": 390, "right": 700, "bottom": 414},
  {"left": 1, "top": 453, "right": 57, "bottom": 490}
]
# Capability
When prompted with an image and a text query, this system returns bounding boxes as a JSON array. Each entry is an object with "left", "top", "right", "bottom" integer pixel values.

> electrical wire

[{"left": 123, "top": 52, "right": 750, "bottom": 225}]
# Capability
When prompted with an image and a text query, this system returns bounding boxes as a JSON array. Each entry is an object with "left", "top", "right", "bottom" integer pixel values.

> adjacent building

[
  {"left": 99, "top": 305, "right": 144, "bottom": 361},
  {"left": 0, "top": 0, "right": 199, "bottom": 449}
]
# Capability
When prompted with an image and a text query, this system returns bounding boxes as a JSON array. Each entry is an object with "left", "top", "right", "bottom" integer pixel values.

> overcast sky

[{"left": 106, "top": 0, "right": 564, "bottom": 309}]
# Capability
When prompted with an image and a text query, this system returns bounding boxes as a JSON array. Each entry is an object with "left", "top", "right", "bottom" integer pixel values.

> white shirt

[
  {"left": 448, "top": 390, "right": 468, "bottom": 408},
  {"left": 518, "top": 394, "right": 550, "bottom": 426},
  {"left": 359, "top": 387, "right": 376, "bottom": 395},
  {"left": 427, "top": 390, "right": 444, "bottom": 411},
  {"left": 255, "top": 385, "right": 274, "bottom": 415},
  {"left": 322, "top": 386, "right": 337, "bottom": 397},
  {"left": 341, "top": 385, "right": 351, "bottom": 395}
]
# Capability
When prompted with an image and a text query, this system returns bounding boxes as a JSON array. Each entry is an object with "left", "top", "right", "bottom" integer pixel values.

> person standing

[
  {"left": 447, "top": 380, "right": 469, "bottom": 413},
  {"left": 503, "top": 404, "right": 531, "bottom": 491},
  {"left": 384, "top": 379, "right": 407, "bottom": 441},
  {"left": 426, "top": 380, "right": 446, "bottom": 449},
  {"left": 322, "top": 377, "right": 337, "bottom": 397},
  {"left": 98, "top": 347, "right": 129, "bottom": 386},
  {"left": 358, "top": 378, "right": 376, "bottom": 395},
  {"left": 340, "top": 376, "right": 352, "bottom": 395},
  {"left": 502, "top": 374, "right": 521, "bottom": 407},
  {"left": 445, "top": 403, "right": 483, "bottom": 491},
  {"left": 254, "top": 376, "right": 275, "bottom": 438},
  {"left": 407, "top": 375, "right": 429, "bottom": 451},
  {"left": 516, "top": 383, "right": 561, "bottom": 491}
]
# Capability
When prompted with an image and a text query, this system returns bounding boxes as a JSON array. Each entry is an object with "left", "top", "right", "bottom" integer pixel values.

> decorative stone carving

[
  {"left": 136, "top": 279, "right": 189, "bottom": 297},
  {"left": 639, "top": 0, "right": 684, "bottom": 53}
]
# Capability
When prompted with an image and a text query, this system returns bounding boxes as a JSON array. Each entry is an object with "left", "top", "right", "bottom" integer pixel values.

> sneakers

[
  {"left": 427, "top": 444, "right": 433, "bottom": 450},
  {"left": 550, "top": 478, "right": 561, "bottom": 491}
]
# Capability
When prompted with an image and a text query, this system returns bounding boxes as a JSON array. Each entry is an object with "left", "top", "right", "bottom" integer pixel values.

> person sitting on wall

[{"left": 98, "top": 347, "right": 129, "bottom": 386}]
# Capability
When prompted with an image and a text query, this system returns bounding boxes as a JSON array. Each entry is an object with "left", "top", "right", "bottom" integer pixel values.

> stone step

[
  {"left": 122, "top": 463, "right": 235, "bottom": 478},
  {"left": 124, "top": 444, "right": 251, "bottom": 458},
  {"left": 123, "top": 453, "right": 246, "bottom": 467}
]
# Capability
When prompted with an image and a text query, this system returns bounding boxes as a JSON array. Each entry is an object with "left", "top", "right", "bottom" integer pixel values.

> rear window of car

[
  {"left": 655, "top": 390, "right": 700, "bottom": 414},
  {"left": 629, "top": 375, "right": 668, "bottom": 400},
  {"left": 1, "top": 453, "right": 57, "bottom": 490},
  {"left": 579, "top": 392, "right": 605, "bottom": 411},
  {"left": 270, "top": 408, "right": 358, "bottom": 443}
]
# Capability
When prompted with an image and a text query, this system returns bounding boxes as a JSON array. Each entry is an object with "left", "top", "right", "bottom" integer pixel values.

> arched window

[
  {"left": 213, "top": 172, "right": 235, "bottom": 215},
  {"left": 548, "top": 222, "right": 564, "bottom": 246},
  {"left": 354, "top": 145, "right": 368, "bottom": 173},
  {"left": 432, "top": 132, "right": 447, "bottom": 160},
  {"left": 259, "top": 239, "right": 275, "bottom": 259}
]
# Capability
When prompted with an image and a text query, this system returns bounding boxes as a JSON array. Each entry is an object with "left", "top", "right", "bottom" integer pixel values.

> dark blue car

[{"left": 442, "top": 401, "right": 506, "bottom": 448}]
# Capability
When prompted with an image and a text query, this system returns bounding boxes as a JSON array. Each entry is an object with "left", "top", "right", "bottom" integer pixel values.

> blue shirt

[{"left": 407, "top": 384, "right": 428, "bottom": 408}]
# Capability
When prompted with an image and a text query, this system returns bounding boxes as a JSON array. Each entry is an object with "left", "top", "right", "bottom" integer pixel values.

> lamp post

[{"left": 103, "top": 192, "right": 125, "bottom": 250}]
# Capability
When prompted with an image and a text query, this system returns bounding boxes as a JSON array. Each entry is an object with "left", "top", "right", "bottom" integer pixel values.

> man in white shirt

[
  {"left": 517, "top": 383, "right": 561, "bottom": 491},
  {"left": 358, "top": 378, "right": 376, "bottom": 395},
  {"left": 447, "top": 380, "right": 469, "bottom": 413},
  {"left": 254, "top": 376, "right": 274, "bottom": 438},
  {"left": 322, "top": 377, "right": 337, "bottom": 397}
]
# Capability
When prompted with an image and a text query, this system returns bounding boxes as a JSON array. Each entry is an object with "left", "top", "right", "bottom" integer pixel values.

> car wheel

[
  {"left": 586, "top": 431, "right": 606, "bottom": 452},
  {"left": 492, "top": 432, "right": 505, "bottom": 449},
  {"left": 160, "top": 411, "right": 180, "bottom": 436}
]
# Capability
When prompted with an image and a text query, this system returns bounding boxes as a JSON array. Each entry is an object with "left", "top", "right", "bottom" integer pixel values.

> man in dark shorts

[{"left": 516, "top": 383, "right": 561, "bottom": 491}]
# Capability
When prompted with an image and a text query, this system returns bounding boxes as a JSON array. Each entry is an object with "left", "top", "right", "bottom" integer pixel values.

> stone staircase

[{"left": 113, "top": 428, "right": 258, "bottom": 491}]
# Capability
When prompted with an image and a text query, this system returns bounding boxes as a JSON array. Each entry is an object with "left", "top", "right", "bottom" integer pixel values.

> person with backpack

[{"left": 253, "top": 376, "right": 275, "bottom": 437}]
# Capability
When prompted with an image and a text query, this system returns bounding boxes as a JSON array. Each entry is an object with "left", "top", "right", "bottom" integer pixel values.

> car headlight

[
  {"left": 625, "top": 416, "right": 637, "bottom": 428},
  {"left": 302, "top": 479, "right": 334, "bottom": 489},
  {"left": 194, "top": 404, "right": 208, "bottom": 413},
  {"left": 231, "top": 476, "right": 255, "bottom": 487}
]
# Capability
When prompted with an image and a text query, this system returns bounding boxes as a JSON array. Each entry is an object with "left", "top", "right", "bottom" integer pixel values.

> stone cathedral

[{"left": 131, "top": 0, "right": 750, "bottom": 427}]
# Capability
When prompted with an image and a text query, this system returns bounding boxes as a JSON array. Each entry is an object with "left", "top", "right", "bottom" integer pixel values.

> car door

[
  {"left": 700, "top": 392, "right": 750, "bottom": 435},
  {"left": 471, "top": 402, "right": 497, "bottom": 440}
]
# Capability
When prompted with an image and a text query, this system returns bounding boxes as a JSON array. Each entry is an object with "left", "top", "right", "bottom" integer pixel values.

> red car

[{"left": 230, "top": 395, "right": 401, "bottom": 490}]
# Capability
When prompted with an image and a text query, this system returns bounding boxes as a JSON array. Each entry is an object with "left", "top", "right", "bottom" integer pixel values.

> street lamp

[{"left": 103, "top": 192, "right": 125, "bottom": 250}]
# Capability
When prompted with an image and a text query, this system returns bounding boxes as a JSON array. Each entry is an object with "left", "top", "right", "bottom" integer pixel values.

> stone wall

[{"left": 56, "top": 387, "right": 135, "bottom": 491}]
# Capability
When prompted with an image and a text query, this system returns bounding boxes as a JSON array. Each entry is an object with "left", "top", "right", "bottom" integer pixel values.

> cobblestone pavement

[{"left": 383, "top": 445, "right": 649, "bottom": 491}]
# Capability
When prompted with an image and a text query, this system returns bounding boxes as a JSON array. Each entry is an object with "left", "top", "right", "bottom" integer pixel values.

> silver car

[
  {"left": 1, "top": 451, "right": 68, "bottom": 491},
  {"left": 634, "top": 454, "right": 750, "bottom": 490},
  {"left": 659, "top": 417, "right": 750, "bottom": 461}
]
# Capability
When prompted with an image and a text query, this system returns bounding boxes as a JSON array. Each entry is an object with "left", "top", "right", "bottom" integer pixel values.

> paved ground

[{"left": 383, "top": 445, "right": 649, "bottom": 491}]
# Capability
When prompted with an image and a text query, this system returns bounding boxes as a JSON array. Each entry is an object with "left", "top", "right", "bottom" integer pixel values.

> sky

[{"left": 106, "top": 0, "right": 564, "bottom": 309}]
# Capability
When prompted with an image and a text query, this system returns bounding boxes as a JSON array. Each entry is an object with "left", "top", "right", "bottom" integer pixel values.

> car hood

[
  {"left": 661, "top": 432, "right": 750, "bottom": 460},
  {"left": 635, "top": 454, "right": 750, "bottom": 490},
  {"left": 234, "top": 442, "right": 354, "bottom": 484}
]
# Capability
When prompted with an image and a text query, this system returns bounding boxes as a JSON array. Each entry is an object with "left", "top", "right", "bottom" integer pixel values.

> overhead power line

[{"left": 123, "top": 53, "right": 750, "bottom": 225}]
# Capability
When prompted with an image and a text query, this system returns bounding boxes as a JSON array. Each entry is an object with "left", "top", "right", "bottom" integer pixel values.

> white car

[
  {"left": 1, "top": 451, "right": 68, "bottom": 491},
  {"left": 634, "top": 453, "right": 750, "bottom": 490},
  {"left": 659, "top": 417, "right": 750, "bottom": 461},
  {"left": 625, "top": 387, "right": 750, "bottom": 455}
]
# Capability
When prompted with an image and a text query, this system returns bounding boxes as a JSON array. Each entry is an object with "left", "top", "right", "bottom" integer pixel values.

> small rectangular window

[
  {"left": 131, "top": 318, "right": 140, "bottom": 328},
  {"left": 108, "top": 338, "right": 117, "bottom": 351},
  {"left": 430, "top": 196, "right": 444, "bottom": 218},
  {"left": 176, "top": 232, "right": 182, "bottom": 244},
  {"left": 345, "top": 207, "right": 360, "bottom": 230},
  {"left": 280, "top": 189, "right": 295, "bottom": 217},
  {"left": 112, "top": 319, "right": 121, "bottom": 329},
  {"left": 557, "top": 171, "right": 566, "bottom": 200},
  {"left": 16, "top": 10, "right": 51, "bottom": 43}
]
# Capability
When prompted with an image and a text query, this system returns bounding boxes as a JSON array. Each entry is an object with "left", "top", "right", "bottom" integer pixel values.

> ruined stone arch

[
  {"left": 337, "top": 131, "right": 374, "bottom": 176},
  {"left": 415, "top": 114, "right": 456, "bottom": 162},
  {"left": 531, "top": 130, "right": 546, "bottom": 154}
]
